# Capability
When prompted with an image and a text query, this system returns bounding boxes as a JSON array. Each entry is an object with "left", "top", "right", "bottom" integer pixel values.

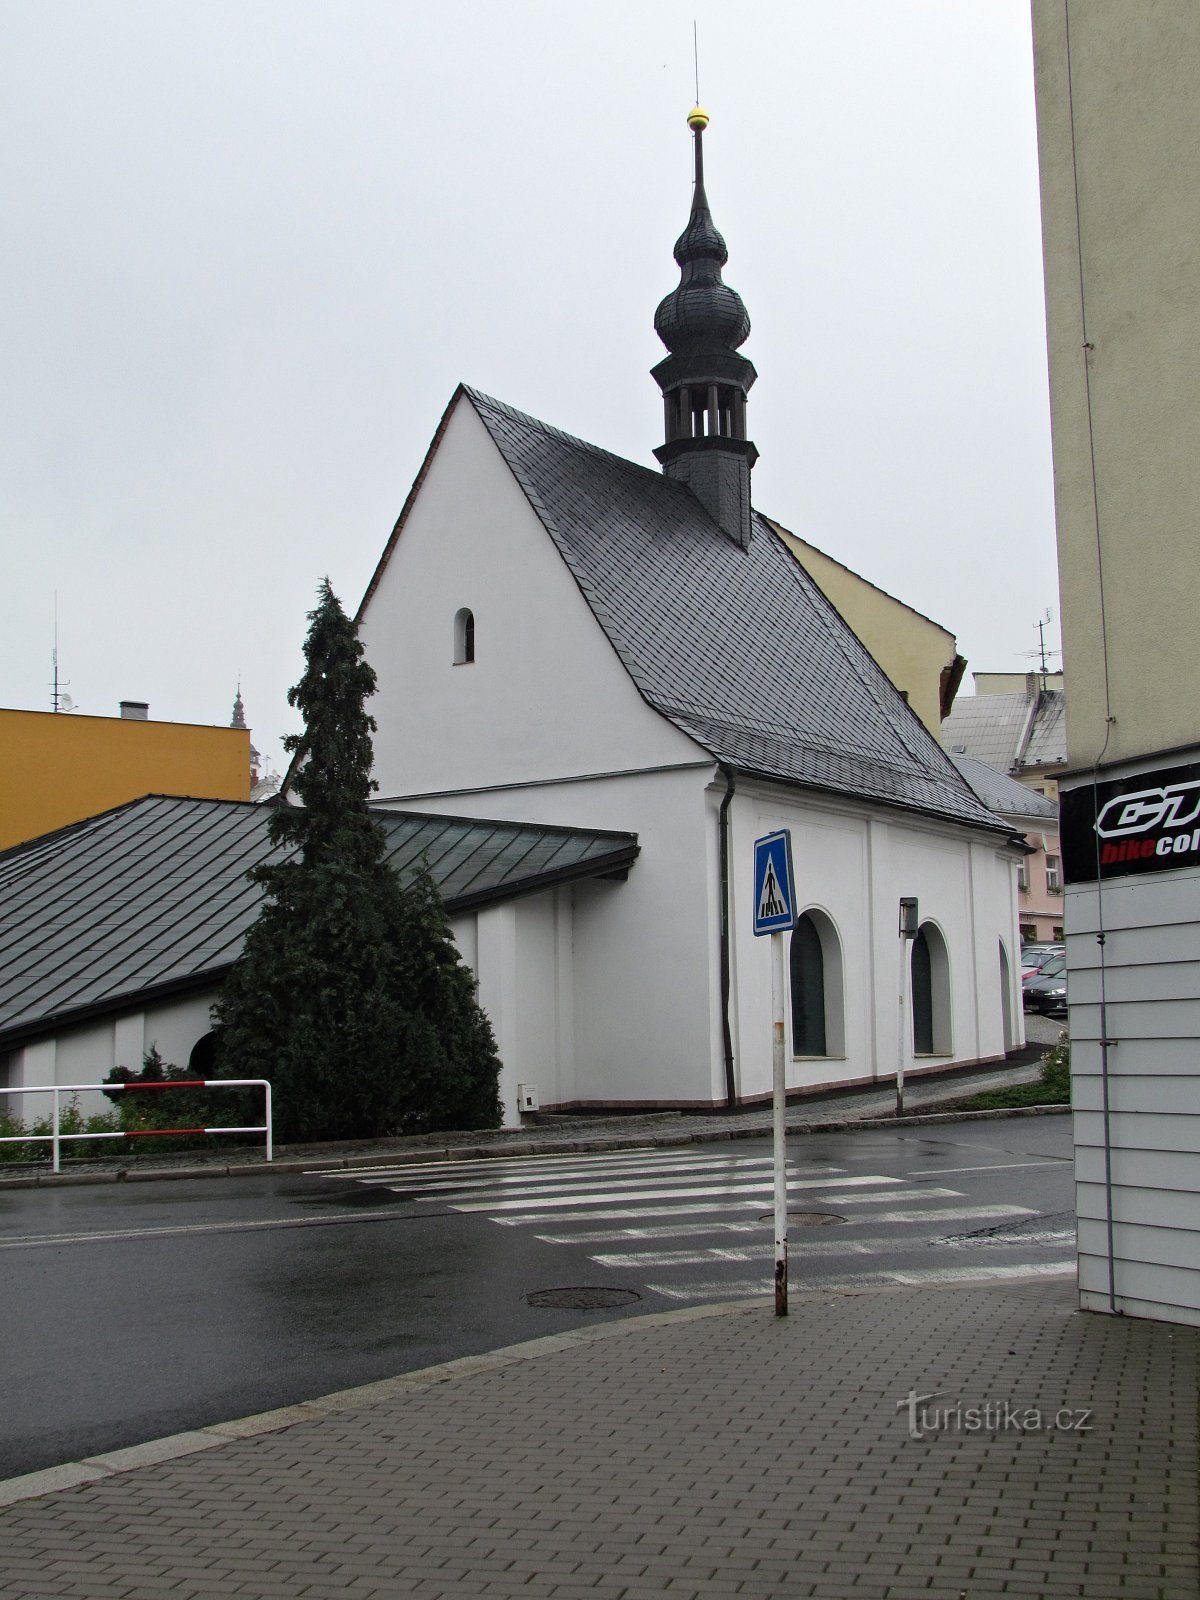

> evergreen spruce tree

[{"left": 214, "top": 579, "right": 501, "bottom": 1142}]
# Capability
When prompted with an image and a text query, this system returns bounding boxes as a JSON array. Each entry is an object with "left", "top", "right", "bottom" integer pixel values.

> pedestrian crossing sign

[{"left": 753, "top": 830, "right": 797, "bottom": 936}]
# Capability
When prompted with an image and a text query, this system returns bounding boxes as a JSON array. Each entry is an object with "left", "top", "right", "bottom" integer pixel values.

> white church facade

[{"left": 358, "top": 110, "right": 1026, "bottom": 1123}]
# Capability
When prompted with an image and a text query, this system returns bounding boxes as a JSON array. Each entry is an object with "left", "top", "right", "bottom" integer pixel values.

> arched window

[
  {"left": 789, "top": 909, "right": 846, "bottom": 1058},
  {"left": 188, "top": 1031, "right": 217, "bottom": 1076},
  {"left": 453, "top": 608, "right": 475, "bottom": 665},
  {"left": 911, "top": 923, "right": 952, "bottom": 1055}
]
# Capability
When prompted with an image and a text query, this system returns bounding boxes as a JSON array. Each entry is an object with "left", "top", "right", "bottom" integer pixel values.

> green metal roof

[{"left": 0, "top": 795, "right": 638, "bottom": 1049}]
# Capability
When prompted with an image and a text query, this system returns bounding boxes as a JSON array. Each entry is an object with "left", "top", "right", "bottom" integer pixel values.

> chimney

[{"left": 119, "top": 701, "right": 149, "bottom": 720}]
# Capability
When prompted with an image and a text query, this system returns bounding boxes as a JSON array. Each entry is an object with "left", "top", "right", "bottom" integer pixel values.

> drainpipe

[{"left": 719, "top": 763, "right": 737, "bottom": 1109}]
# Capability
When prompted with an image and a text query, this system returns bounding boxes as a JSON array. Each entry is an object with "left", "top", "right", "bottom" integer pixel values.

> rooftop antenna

[
  {"left": 50, "top": 591, "right": 73, "bottom": 712},
  {"left": 1019, "top": 607, "right": 1061, "bottom": 689}
]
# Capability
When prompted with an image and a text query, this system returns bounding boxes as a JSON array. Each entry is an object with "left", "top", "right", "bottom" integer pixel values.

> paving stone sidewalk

[{"left": 1, "top": 1276, "right": 1195, "bottom": 1599}]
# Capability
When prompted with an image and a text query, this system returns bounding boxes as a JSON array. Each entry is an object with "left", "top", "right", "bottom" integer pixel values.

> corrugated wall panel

[
  {"left": 1068, "top": 872, "right": 1199, "bottom": 934},
  {"left": 1069, "top": 859, "right": 1200, "bottom": 1325},
  {"left": 1079, "top": 1258, "right": 1200, "bottom": 1329},
  {"left": 1067, "top": 923, "right": 1200, "bottom": 966},
  {"left": 1073, "top": 1075, "right": 1200, "bottom": 1115},
  {"left": 1078, "top": 1216, "right": 1200, "bottom": 1272},
  {"left": 1068, "top": 1035, "right": 1200, "bottom": 1074},
  {"left": 1077, "top": 1179, "right": 1200, "bottom": 1231},
  {"left": 1067, "top": 959, "right": 1200, "bottom": 1005},
  {"left": 1074, "top": 1118, "right": 1200, "bottom": 1166},
  {"left": 1069, "top": 997, "right": 1200, "bottom": 1040}
]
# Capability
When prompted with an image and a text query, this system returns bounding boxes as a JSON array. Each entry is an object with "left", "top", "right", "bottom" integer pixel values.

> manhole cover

[
  {"left": 759, "top": 1211, "right": 846, "bottom": 1226},
  {"left": 525, "top": 1286, "right": 642, "bottom": 1310}
]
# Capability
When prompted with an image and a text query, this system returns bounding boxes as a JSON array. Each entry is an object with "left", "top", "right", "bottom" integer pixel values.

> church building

[{"left": 356, "top": 109, "right": 1026, "bottom": 1121}]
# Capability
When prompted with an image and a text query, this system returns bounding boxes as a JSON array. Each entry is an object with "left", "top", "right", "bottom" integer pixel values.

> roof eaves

[
  {"left": 725, "top": 757, "right": 1010, "bottom": 837},
  {"left": 444, "top": 839, "right": 641, "bottom": 914},
  {"left": 0, "top": 966, "right": 234, "bottom": 1055}
]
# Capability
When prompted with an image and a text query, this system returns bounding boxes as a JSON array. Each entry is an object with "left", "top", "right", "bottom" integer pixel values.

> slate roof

[
  {"left": 948, "top": 754, "right": 1059, "bottom": 822},
  {"left": 455, "top": 388, "right": 1005, "bottom": 834},
  {"left": 942, "top": 689, "right": 1067, "bottom": 776},
  {"left": 0, "top": 795, "right": 638, "bottom": 1050}
]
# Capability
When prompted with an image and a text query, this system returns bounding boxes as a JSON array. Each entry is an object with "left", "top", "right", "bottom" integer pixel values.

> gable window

[
  {"left": 453, "top": 608, "right": 475, "bottom": 665},
  {"left": 789, "top": 909, "right": 845, "bottom": 1058},
  {"left": 911, "top": 923, "right": 952, "bottom": 1056}
]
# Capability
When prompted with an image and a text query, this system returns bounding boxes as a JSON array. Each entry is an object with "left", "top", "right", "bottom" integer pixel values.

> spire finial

[
  {"left": 650, "top": 107, "right": 758, "bottom": 547},
  {"left": 688, "top": 104, "right": 708, "bottom": 188}
]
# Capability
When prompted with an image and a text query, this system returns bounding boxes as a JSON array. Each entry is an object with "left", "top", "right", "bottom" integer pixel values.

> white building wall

[
  {"left": 1068, "top": 866, "right": 1200, "bottom": 1327},
  {"left": 1, "top": 992, "right": 219, "bottom": 1122},
  {"left": 455, "top": 889, "right": 577, "bottom": 1129},
  {"left": 727, "top": 780, "right": 1020, "bottom": 1102},
  {"left": 390, "top": 767, "right": 718, "bottom": 1110}
]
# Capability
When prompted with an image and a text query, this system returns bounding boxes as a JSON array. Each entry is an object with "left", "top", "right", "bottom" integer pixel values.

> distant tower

[
  {"left": 652, "top": 107, "right": 758, "bottom": 548},
  {"left": 230, "top": 684, "right": 260, "bottom": 785}
]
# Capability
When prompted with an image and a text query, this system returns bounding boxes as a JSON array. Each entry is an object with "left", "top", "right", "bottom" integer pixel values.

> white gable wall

[{"left": 362, "top": 398, "right": 702, "bottom": 796}]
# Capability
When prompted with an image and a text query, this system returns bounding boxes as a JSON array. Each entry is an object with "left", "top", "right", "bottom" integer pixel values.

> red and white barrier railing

[{"left": 0, "top": 1080, "right": 272, "bottom": 1171}]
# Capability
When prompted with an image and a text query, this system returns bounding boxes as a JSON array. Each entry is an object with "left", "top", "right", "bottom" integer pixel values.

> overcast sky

[{"left": 2, "top": 1, "right": 1058, "bottom": 775}]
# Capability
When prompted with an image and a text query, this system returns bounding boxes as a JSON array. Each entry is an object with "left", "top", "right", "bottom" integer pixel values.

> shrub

[
  {"left": 962, "top": 1031, "right": 1071, "bottom": 1111},
  {"left": 103, "top": 1045, "right": 261, "bottom": 1152},
  {"left": 0, "top": 1096, "right": 120, "bottom": 1163}
]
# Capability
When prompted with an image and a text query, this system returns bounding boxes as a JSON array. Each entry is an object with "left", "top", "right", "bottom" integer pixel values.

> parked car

[
  {"left": 1024, "top": 953, "right": 1068, "bottom": 1015},
  {"left": 1021, "top": 943, "right": 1064, "bottom": 981}
]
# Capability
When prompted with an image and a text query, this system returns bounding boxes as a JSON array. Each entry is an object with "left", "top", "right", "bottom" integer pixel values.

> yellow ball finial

[{"left": 687, "top": 105, "right": 709, "bottom": 132}]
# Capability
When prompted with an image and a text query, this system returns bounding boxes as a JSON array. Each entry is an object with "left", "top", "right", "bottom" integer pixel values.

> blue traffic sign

[{"left": 753, "top": 830, "right": 796, "bottom": 936}]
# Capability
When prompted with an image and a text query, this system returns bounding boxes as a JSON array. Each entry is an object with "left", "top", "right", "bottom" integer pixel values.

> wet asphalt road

[{"left": 0, "top": 1114, "right": 1074, "bottom": 1480}]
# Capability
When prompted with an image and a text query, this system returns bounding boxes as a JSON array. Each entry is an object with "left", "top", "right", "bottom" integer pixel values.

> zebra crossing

[{"left": 312, "top": 1143, "right": 1075, "bottom": 1303}]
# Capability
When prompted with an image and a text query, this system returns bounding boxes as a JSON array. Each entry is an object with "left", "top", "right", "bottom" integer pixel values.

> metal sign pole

[
  {"left": 897, "top": 897, "right": 918, "bottom": 1119},
  {"left": 772, "top": 928, "right": 788, "bottom": 1316},
  {"left": 753, "top": 829, "right": 797, "bottom": 1319},
  {"left": 896, "top": 934, "right": 908, "bottom": 1118}
]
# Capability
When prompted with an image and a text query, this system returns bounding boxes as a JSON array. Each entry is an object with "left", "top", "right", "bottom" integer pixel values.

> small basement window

[{"left": 453, "top": 608, "right": 475, "bottom": 665}]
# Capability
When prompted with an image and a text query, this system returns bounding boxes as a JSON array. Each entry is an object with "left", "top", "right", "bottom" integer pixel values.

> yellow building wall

[
  {"left": 1033, "top": 1, "right": 1200, "bottom": 768},
  {"left": 767, "top": 521, "right": 962, "bottom": 735},
  {"left": 0, "top": 709, "right": 250, "bottom": 851}
]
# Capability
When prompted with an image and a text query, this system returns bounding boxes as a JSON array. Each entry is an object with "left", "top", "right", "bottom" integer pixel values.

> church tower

[{"left": 652, "top": 107, "right": 758, "bottom": 548}]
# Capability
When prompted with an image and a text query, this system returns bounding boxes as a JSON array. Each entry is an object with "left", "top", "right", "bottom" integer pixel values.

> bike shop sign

[{"left": 1061, "top": 760, "right": 1200, "bottom": 884}]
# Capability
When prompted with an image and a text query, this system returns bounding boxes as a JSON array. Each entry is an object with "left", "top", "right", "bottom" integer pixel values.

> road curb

[{"left": 0, "top": 1101, "right": 1069, "bottom": 1190}]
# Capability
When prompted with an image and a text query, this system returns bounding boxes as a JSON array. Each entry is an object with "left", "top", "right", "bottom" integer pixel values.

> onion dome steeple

[{"left": 652, "top": 107, "right": 758, "bottom": 548}]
